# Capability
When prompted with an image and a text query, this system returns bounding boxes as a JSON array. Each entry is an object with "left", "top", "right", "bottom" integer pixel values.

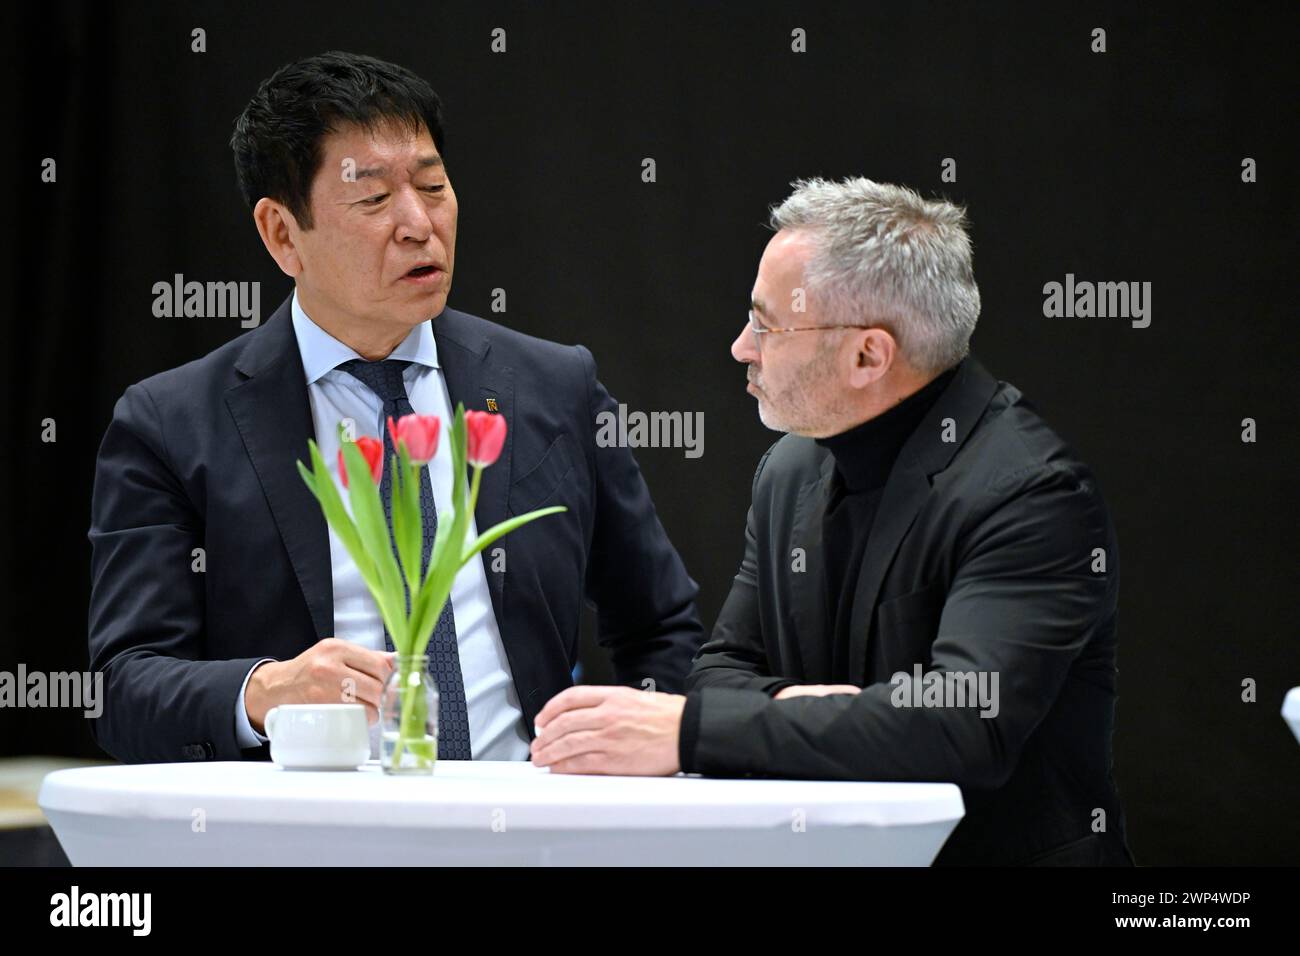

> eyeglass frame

[{"left": 747, "top": 308, "right": 878, "bottom": 350}]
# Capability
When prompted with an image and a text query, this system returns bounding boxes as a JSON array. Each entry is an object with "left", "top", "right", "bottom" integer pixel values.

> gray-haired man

[{"left": 530, "top": 178, "right": 1134, "bottom": 866}]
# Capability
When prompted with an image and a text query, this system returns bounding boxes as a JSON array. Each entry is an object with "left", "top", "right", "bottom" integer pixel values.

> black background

[{"left": 5, "top": 1, "right": 1297, "bottom": 865}]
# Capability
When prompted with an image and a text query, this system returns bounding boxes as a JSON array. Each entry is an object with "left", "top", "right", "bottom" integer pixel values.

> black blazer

[
  {"left": 87, "top": 292, "right": 703, "bottom": 764},
  {"left": 684, "top": 356, "right": 1135, "bottom": 866}
]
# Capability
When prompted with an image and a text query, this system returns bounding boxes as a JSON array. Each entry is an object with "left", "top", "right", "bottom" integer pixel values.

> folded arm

[{"left": 682, "top": 465, "right": 1114, "bottom": 787}]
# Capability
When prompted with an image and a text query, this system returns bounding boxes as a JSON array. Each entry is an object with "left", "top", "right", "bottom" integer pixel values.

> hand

[
  {"left": 774, "top": 683, "right": 862, "bottom": 700},
  {"left": 530, "top": 686, "right": 685, "bottom": 776},
  {"left": 246, "top": 638, "right": 395, "bottom": 734}
]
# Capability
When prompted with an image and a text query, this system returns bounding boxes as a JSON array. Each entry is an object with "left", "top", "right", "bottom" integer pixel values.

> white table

[
  {"left": 1284, "top": 687, "right": 1300, "bottom": 746},
  {"left": 39, "top": 760, "right": 964, "bottom": 866}
]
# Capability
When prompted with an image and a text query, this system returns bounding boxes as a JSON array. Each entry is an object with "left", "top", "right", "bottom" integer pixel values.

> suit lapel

[
  {"left": 847, "top": 357, "right": 1001, "bottom": 680},
  {"left": 433, "top": 310, "right": 515, "bottom": 624},
  {"left": 786, "top": 454, "right": 835, "bottom": 679},
  {"left": 225, "top": 294, "right": 334, "bottom": 641}
]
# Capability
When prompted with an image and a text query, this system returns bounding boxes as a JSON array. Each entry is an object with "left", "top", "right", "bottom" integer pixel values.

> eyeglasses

[{"left": 747, "top": 309, "right": 874, "bottom": 351}]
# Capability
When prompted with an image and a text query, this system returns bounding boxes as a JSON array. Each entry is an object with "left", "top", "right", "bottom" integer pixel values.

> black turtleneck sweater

[
  {"left": 678, "top": 362, "right": 960, "bottom": 771},
  {"left": 814, "top": 363, "right": 958, "bottom": 681}
]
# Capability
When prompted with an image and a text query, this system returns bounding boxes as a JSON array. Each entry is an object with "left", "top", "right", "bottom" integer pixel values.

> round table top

[{"left": 39, "top": 759, "right": 965, "bottom": 831}]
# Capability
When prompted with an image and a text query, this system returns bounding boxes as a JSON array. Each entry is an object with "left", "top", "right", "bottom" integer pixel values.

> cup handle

[{"left": 264, "top": 706, "right": 279, "bottom": 740}]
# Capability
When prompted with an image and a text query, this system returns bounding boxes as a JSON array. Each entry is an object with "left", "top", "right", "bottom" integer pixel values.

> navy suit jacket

[{"left": 87, "top": 292, "right": 703, "bottom": 763}]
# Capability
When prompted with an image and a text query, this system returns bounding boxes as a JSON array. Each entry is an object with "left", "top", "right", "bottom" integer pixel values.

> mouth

[{"left": 401, "top": 264, "right": 445, "bottom": 285}]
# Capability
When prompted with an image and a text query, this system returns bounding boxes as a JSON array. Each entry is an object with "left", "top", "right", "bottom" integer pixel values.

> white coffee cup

[{"left": 265, "top": 704, "right": 369, "bottom": 770}]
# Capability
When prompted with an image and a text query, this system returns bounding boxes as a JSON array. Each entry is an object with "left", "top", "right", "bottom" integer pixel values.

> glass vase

[{"left": 381, "top": 654, "right": 439, "bottom": 775}]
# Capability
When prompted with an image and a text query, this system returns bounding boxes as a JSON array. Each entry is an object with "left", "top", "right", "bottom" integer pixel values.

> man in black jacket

[
  {"left": 531, "top": 177, "right": 1135, "bottom": 866},
  {"left": 87, "top": 52, "right": 702, "bottom": 765}
]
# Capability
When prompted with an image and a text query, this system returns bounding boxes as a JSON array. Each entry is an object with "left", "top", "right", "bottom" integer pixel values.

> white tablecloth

[{"left": 39, "top": 760, "right": 964, "bottom": 866}]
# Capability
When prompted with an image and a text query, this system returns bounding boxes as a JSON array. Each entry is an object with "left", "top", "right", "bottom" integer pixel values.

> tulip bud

[
  {"left": 465, "top": 410, "right": 507, "bottom": 467},
  {"left": 387, "top": 413, "right": 441, "bottom": 465}
]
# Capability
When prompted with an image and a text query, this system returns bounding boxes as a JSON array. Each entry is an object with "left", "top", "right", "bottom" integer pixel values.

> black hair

[{"left": 230, "top": 50, "right": 445, "bottom": 229}]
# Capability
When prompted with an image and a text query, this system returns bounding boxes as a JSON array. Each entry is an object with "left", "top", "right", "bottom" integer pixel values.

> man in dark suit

[
  {"left": 531, "top": 178, "right": 1135, "bottom": 866},
  {"left": 87, "top": 51, "right": 702, "bottom": 765}
]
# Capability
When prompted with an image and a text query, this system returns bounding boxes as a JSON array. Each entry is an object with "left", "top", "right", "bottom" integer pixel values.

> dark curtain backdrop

[{"left": 6, "top": 1, "right": 1296, "bottom": 865}]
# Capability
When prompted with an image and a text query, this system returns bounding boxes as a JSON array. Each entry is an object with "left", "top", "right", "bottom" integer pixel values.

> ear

[
  {"left": 846, "top": 327, "right": 896, "bottom": 389},
  {"left": 253, "top": 197, "right": 303, "bottom": 279}
]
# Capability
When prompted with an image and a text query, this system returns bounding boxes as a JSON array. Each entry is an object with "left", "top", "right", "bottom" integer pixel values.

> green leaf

[
  {"left": 403, "top": 454, "right": 424, "bottom": 587},
  {"left": 301, "top": 442, "right": 377, "bottom": 594},
  {"left": 462, "top": 507, "right": 567, "bottom": 563},
  {"left": 449, "top": 404, "right": 467, "bottom": 515},
  {"left": 340, "top": 439, "right": 407, "bottom": 649},
  {"left": 425, "top": 507, "right": 453, "bottom": 588},
  {"left": 407, "top": 407, "right": 469, "bottom": 659},
  {"left": 427, "top": 407, "right": 470, "bottom": 603},
  {"left": 302, "top": 440, "right": 411, "bottom": 648},
  {"left": 407, "top": 573, "right": 454, "bottom": 659},
  {"left": 389, "top": 445, "right": 421, "bottom": 599}
]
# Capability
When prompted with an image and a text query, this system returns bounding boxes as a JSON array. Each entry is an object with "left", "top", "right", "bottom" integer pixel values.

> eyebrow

[
  {"left": 353, "top": 155, "right": 444, "bottom": 180},
  {"left": 750, "top": 298, "right": 768, "bottom": 316}
]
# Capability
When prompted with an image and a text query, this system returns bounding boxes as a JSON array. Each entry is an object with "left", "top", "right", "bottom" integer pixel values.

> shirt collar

[
  {"left": 290, "top": 288, "right": 440, "bottom": 386},
  {"left": 815, "top": 360, "right": 962, "bottom": 493}
]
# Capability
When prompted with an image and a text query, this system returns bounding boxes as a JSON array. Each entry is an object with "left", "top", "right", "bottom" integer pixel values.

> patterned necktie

[{"left": 336, "top": 358, "right": 472, "bottom": 760}]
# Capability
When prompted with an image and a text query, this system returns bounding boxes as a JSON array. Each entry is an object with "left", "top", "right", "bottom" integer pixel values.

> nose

[
  {"left": 731, "top": 323, "right": 758, "bottom": 365},
  {"left": 392, "top": 185, "right": 434, "bottom": 244}
]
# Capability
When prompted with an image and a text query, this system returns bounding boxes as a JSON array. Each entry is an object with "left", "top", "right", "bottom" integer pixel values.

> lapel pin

[{"left": 486, "top": 398, "right": 499, "bottom": 412}]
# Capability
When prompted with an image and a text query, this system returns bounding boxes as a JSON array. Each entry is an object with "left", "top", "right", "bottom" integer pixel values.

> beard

[{"left": 752, "top": 339, "right": 850, "bottom": 436}]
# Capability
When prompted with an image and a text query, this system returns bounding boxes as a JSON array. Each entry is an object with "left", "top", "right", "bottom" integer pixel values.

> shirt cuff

[
  {"left": 765, "top": 679, "right": 799, "bottom": 698},
  {"left": 233, "top": 659, "right": 277, "bottom": 749},
  {"left": 678, "top": 691, "right": 703, "bottom": 773}
]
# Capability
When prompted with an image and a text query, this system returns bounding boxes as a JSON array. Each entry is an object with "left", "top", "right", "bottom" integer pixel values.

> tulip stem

[
  {"left": 390, "top": 655, "right": 433, "bottom": 770},
  {"left": 468, "top": 465, "right": 483, "bottom": 524}
]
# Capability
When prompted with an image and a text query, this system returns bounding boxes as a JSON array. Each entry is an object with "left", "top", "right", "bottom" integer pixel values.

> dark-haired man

[{"left": 88, "top": 51, "right": 703, "bottom": 764}]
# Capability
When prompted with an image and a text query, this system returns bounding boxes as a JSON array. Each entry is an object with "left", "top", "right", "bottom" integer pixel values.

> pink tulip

[
  {"left": 339, "top": 436, "right": 384, "bottom": 488},
  {"left": 465, "top": 410, "right": 507, "bottom": 467},
  {"left": 387, "top": 413, "right": 441, "bottom": 465}
]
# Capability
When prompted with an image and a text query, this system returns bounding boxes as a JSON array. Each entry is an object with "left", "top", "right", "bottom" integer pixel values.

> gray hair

[{"left": 768, "top": 177, "right": 980, "bottom": 374}]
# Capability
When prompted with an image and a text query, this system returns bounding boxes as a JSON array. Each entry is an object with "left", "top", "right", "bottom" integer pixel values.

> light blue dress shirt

[{"left": 232, "top": 289, "right": 531, "bottom": 759}]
